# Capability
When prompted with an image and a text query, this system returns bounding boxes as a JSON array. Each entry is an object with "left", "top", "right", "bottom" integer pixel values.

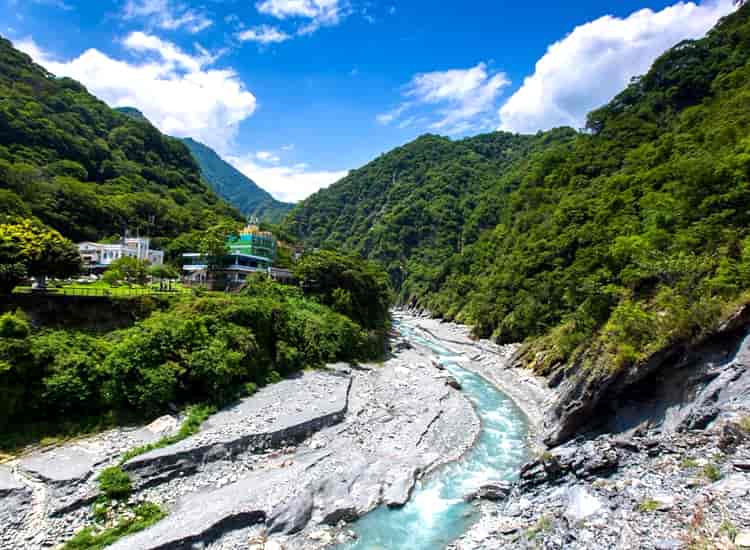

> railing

[{"left": 12, "top": 286, "right": 194, "bottom": 298}]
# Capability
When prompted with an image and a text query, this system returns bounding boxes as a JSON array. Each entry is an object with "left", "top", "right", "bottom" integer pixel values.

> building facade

[
  {"left": 77, "top": 237, "right": 164, "bottom": 270},
  {"left": 182, "top": 225, "right": 277, "bottom": 286}
]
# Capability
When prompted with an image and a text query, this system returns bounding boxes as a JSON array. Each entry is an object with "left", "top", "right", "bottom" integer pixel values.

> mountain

[
  {"left": 180, "top": 137, "right": 294, "bottom": 224},
  {"left": 113, "top": 108, "right": 293, "bottom": 224},
  {"left": 285, "top": 5, "right": 750, "bottom": 377},
  {"left": 0, "top": 37, "right": 242, "bottom": 246}
]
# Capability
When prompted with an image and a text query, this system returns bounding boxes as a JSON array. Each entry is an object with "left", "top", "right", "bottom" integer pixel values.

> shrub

[
  {"left": 702, "top": 463, "right": 722, "bottom": 482},
  {"left": 97, "top": 467, "right": 132, "bottom": 500}
]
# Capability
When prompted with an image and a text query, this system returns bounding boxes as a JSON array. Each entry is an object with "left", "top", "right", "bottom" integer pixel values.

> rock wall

[
  {"left": 1, "top": 293, "right": 169, "bottom": 330},
  {"left": 123, "top": 379, "right": 352, "bottom": 491},
  {"left": 541, "top": 305, "right": 750, "bottom": 446}
]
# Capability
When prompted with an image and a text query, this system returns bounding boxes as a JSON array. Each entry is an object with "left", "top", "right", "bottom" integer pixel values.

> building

[
  {"left": 182, "top": 224, "right": 277, "bottom": 286},
  {"left": 77, "top": 237, "right": 164, "bottom": 271}
]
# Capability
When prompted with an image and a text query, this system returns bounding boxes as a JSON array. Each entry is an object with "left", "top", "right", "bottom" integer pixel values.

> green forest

[
  {"left": 285, "top": 5, "right": 750, "bottom": 374},
  {"left": 0, "top": 251, "right": 392, "bottom": 449},
  {"left": 0, "top": 37, "right": 242, "bottom": 246}
]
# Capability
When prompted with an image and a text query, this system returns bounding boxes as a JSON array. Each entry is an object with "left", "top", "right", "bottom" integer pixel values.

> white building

[{"left": 77, "top": 237, "right": 164, "bottom": 270}]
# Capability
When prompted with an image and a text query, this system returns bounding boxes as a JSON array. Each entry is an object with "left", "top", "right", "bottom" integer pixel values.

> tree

[
  {"left": 0, "top": 219, "right": 81, "bottom": 293},
  {"left": 103, "top": 256, "right": 150, "bottom": 286},
  {"left": 149, "top": 264, "right": 179, "bottom": 281},
  {"left": 294, "top": 250, "right": 393, "bottom": 330},
  {"left": 199, "top": 223, "right": 239, "bottom": 265}
]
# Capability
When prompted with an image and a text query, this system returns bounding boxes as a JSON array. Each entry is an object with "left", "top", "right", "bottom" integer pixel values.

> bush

[{"left": 97, "top": 467, "right": 132, "bottom": 500}]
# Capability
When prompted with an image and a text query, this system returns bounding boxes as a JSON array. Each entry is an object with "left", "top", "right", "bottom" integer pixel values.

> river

[{"left": 341, "top": 320, "right": 530, "bottom": 550}]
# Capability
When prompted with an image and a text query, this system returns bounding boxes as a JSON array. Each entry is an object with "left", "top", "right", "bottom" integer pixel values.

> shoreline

[{"left": 394, "top": 310, "right": 554, "bottom": 450}]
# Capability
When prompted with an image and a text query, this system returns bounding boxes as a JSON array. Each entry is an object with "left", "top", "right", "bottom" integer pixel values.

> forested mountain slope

[
  {"left": 180, "top": 138, "right": 293, "bottom": 223},
  {"left": 286, "top": 5, "right": 750, "bottom": 374},
  {"left": 0, "top": 37, "right": 241, "bottom": 244}
]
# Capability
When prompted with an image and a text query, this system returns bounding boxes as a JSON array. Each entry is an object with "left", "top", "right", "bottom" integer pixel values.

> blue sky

[{"left": 2, "top": 0, "right": 737, "bottom": 201}]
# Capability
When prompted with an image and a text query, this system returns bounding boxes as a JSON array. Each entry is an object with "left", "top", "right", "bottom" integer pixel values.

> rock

[
  {"left": 651, "top": 494, "right": 675, "bottom": 511},
  {"left": 445, "top": 376, "right": 462, "bottom": 390},
  {"left": 383, "top": 465, "right": 419, "bottom": 508},
  {"left": 267, "top": 490, "right": 314, "bottom": 534},
  {"left": 709, "top": 473, "right": 750, "bottom": 498},
  {"left": 735, "top": 531, "right": 750, "bottom": 548},
  {"left": 564, "top": 486, "right": 604, "bottom": 525},
  {"left": 465, "top": 481, "right": 513, "bottom": 502},
  {"left": 107, "top": 451, "right": 329, "bottom": 550},
  {"left": 308, "top": 529, "right": 333, "bottom": 544},
  {"left": 718, "top": 421, "right": 747, "bottom": 452},
  {"left": 654, "top": 539, "right": 683, "bottom": 550}
]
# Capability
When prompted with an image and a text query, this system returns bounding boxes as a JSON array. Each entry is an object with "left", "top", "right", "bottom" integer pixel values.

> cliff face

[{"left": 539, "top": 306, "right": 750, "bottom": 446}]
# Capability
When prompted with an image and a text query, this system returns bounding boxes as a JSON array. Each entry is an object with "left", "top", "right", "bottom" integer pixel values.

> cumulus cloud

[
  {"left": 255, "top": 0, "right": 347, "bottom": 36},
  {"left": 499, "top": 0, "right": 737, "bottom": 134},
  {"left": 255, "top": 151, "right": 281, "bottom": 163},
  {"left": 377, "top": 62, "right": 510, "bottom": 135},
  {"left": 16, "top": 33, "right": 256, "bottom": 153},
  {"left": 228, "top": 155, "right": 348, "bottom": 202},
  {"left": 237, "top": 25, "right": 292, "bottom": 44},
  {"left": 122, "top": 0, "right": 212, "bottom": 34}
]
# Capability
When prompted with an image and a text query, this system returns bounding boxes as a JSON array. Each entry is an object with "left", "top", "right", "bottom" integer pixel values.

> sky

[{"left": 1, "top": 0, "right": 738, "bottom": 202}]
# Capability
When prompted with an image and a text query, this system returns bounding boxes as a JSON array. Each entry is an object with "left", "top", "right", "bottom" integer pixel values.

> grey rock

[
  {"left": 109, "top": 451, "right": 330, "bottom": 550},
  {"left": 383, "top": 465, "right": 419, "bottom": 508},
  {"left": 465, "top": 481, "right": 513, "bottom": 502},
  {"left": 445, "top": 376, "right": 462, "bottom": 390},
  {"left": 564, "top": 486, "right": 604, "bottom": 524},
  {"left": 267, "top": 490, "right": 314, "bottom": 535}
]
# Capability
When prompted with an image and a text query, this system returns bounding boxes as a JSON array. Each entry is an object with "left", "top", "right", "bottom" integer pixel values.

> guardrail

[{"left": 13, "top": 286, "right": 194, "bottom": 298}]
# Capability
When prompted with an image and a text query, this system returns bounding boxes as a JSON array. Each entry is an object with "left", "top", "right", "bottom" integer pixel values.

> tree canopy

[
  {"left": 0, "top": 218, "right": 80, "bottom": 293},
  {"left": 0, "top": 37, "right": 242, "bottom": 245}
]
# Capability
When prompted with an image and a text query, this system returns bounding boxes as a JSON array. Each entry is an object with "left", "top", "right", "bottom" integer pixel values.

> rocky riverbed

[
  {"left": 401, "top": 311, "right": 750, "bottom": 550},
  {"left": 3, "top": 309, "right": 749, "bottom": 550},
  {"left": 0, "top": 322, "right": 480, "bottom": 550}
]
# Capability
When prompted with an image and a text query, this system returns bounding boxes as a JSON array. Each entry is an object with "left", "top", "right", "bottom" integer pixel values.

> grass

[
  {"left": 13, "top": 279, "right": 192, "bottom": 298},
  {"left": 61, "top": 502, "right": 166, "bottom": 550},
  {"left": 739, "top": 416, "right": 750, "bottom": 433},
  {"left": 702, "top": 463, "right": 722, "bottom": 482},
  {"left": 681, "top": 458, "right": 699, "bottom": 469},
  {"left": 526, "top": 515, "right": 553, "bottom": 540},
  {"left": 639, "top": 499, "right": 660, "bottom": 513},
  {"left": 97, "top": 467, "right": 132, "bottom": 501},
  {"left": 119, "top": 404, "right": 215, "bottom": 464},
  {"left": 61, "top": 404, "right": 215, "bottom": 550}
]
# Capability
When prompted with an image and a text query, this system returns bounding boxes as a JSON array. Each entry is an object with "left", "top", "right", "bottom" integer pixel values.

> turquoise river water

[{"left": 342, "top": 321, "right": 530, "bottom": 550}]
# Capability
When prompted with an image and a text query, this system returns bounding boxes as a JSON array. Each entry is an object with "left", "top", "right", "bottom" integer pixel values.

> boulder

[
  {"left": 444, "top": 376, "right": 462, "bottom": 390},
  {"left": 464, "top": 481, "right": 513, "bottom": 502},
  {"left": 267, "top": 490, "right": 314, "bottom": 535}
]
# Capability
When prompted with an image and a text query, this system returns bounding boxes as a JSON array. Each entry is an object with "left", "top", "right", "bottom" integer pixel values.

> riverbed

[{"left": 341, "top": 320, "right": 530, "bottom": 550}]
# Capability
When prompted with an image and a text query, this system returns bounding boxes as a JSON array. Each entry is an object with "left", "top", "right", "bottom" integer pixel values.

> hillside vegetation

[
  {"left": 0, "top": 250, "right": 392, "bottom": 448},
  {"left": 286, "top": 5, "right": 750, "bottom": 374},
  {"left": 0, "top": 37, "right": 241, "bottom": 244},
  {"left": 181, "top": 138, "right": 294, "bottom": 223}
]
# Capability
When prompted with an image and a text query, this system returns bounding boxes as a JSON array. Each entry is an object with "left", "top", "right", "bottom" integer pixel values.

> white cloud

[
  {"left": 237, "top": 25, "right": 292, "bottom": 44},
  {"left": 375, "top": 103, "right": 409, "bottom": 125},
  {"left": 123, "top": 0, "right": 212, "bottom": 34},
  {"left": 377, "top": 62, "right": 510, "bottom": 134},
  {"left": 255, "top": 0, "right": 347, "bottom": 35},
  {"left": 499, "top": 0, "right": 737, "bottom": 134},
  {"left": 228, "top": 155, "right": 348, "bottom": 202},
  {"left": 16, "top": 34, "right": 256, "bottom": 153},
  {"left": 255, "top": 151, "right": 281, "bottom": 163}
]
